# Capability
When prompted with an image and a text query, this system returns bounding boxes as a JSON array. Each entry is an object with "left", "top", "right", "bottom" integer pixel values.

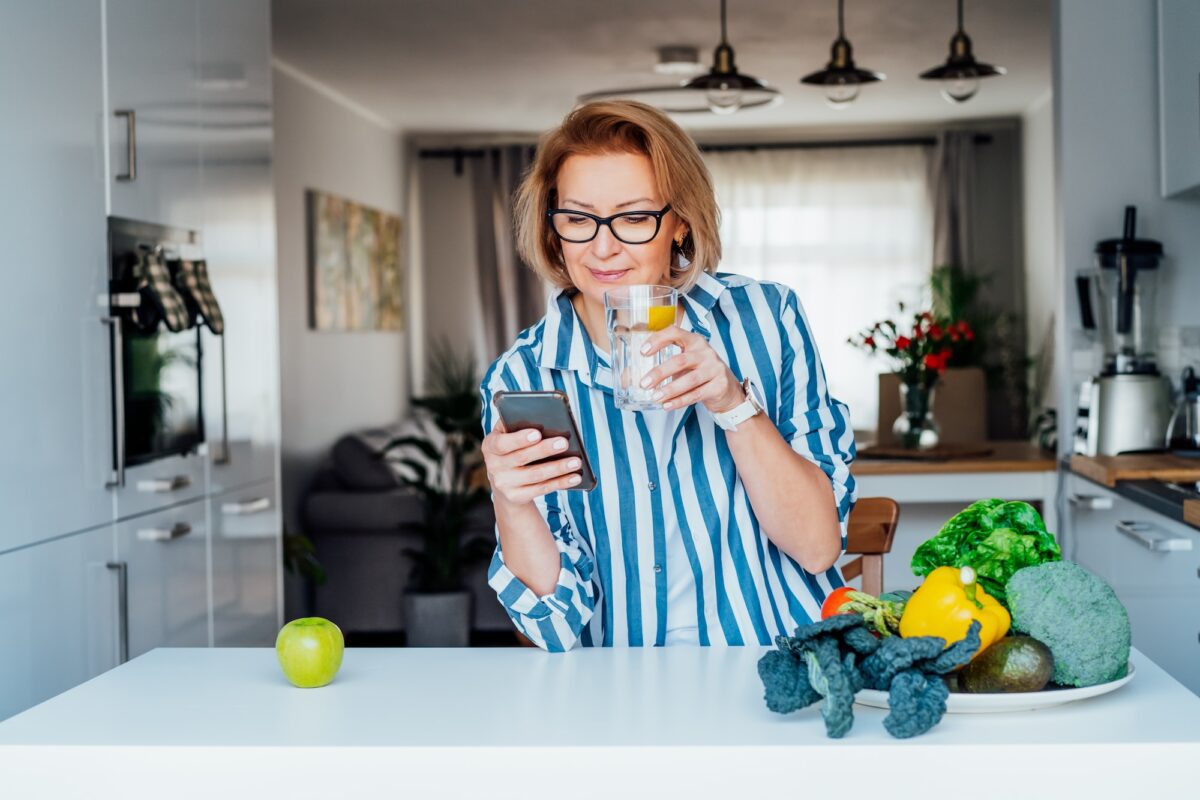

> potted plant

[
  {"left": 849, "top": 307, "right": 972, "bottom": 449},
  {"left": 384, "top": 341, "right": 492, "bottom": 647}
]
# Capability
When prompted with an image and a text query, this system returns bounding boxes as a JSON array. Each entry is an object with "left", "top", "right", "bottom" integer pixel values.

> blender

[{"left": 1074, "top": 206, "right": 1172, "bottom": 455}]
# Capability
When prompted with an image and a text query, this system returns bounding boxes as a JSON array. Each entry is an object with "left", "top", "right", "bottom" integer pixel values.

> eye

[
  {"left": 564, "top": 215, "right": 590, "bottom": 225},
  {"left": 621, "top": 215, "right": 651, "bottom": 225}
]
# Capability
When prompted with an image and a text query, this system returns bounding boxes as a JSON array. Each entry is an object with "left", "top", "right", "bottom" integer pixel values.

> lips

[{"left": 588, "top": 268, "right": 631, "bottom": 282}]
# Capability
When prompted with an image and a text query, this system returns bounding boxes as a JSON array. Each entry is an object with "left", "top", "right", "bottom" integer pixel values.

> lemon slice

[{"left": 647, "top": 305, "right": 676, "bottom": 332}]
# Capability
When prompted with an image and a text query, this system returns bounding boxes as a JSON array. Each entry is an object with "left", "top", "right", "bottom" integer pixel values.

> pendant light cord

[
  {"left": 957, "top": 0, "right": 965, "bottom": 33},
  {"left": 720, "top": 0, "right": 729, "bottom": 44},
  {"left": 838, "top": 0, "right": 845, "bottom": 38}
]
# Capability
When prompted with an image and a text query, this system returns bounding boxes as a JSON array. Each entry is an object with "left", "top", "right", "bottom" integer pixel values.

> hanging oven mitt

[
  {"left": 133, "top": 249, "right": 190, "bottom": 332},
  {"left": 174, "top": 258, "right": 225, "bottom": 335}
]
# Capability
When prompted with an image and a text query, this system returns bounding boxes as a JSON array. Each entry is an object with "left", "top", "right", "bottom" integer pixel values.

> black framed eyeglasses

[{"left": 547, "top": 204, "right": 672, "bottom": 244}]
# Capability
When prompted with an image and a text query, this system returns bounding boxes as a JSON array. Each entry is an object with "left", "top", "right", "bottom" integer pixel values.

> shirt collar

[{"left": 537, "top": 271, "right": 729, "bottom": 382}]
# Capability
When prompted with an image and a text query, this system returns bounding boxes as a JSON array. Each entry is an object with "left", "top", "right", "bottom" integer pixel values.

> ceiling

[{"left": 271, "top": 0, "right": 1052, "bottom": 136}]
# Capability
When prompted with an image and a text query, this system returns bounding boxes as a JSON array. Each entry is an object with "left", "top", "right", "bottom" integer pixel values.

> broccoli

[
  {"left": 757, "top": 616, "right": 981, "bottom": 739},
  {"left": 1005, "top": 561, "right": 1131, "bottom": 688}
]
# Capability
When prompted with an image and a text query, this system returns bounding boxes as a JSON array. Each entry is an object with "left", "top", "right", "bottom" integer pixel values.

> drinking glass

[{"left": 604, "top": 285, "right": 679, "bottom": 411}]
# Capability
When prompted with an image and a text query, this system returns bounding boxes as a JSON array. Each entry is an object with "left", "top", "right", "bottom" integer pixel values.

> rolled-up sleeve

[
  {"left": 480, "top": 365, "right": 599, "bottom": 651},
  {"left": 773, "top": 288, "right": 858, "bottom": 546}
]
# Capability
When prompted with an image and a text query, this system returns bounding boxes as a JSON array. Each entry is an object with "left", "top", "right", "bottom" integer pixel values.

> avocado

[{"left": 959, "top": 636, "right": 1054, "bottom": 693}]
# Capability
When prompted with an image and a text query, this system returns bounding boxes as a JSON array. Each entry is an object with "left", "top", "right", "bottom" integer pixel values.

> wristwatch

[{"left": 711, "top": 377, "right": 766, "bottom": 431}]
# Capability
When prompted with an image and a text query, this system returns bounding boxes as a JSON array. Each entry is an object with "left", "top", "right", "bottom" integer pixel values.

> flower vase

[{"left": 892, "top": 381, "right": 940, "bottom": 450}]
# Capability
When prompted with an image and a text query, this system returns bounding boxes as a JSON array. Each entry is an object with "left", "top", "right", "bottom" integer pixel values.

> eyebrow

[{"left": 562, "top": 197, "right": 656, "bottom": 210}]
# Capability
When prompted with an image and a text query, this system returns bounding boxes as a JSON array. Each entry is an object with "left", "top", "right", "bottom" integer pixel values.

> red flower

[
  {"left": 950, "top": 331, "right": 961, "bottom": 342},
  {"left": 896, "top": 336, "right": 912, "bottom": 350},
  {"left": 965, "top": 329, "right": 975, "bottom": 341},
  {"left": 863, "top": 336, "right": 876, "bottom": 348},
  {"left": 929, "top": 324, "right": 943, "bottom": 339},
  {"left": 923, "top": 350, "right": 952, "bottom": 373}
]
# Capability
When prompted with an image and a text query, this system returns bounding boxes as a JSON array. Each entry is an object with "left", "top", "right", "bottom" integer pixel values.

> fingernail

[
  {"left": 651, "top": 390, "right": 663, "bottom": 401},
  {"left": 640, "top": 343, "right": 651, "bottom": 355},
  {"left": 662, "top": 401, "right": 673, "bottom": 409},
  {"left": 639, "top": 376, "right": 652, "bottom": 388},
  {"left": 527, "top": 431, "right": 540, "bottom": 442},
  {"left": 552, "top": 438, "right": 567, "bottom": 450},
  {"left": 567, "top": 458, "right": 581, "bottom": 469},
  {"left": 568, "top": 474, "right": 582, "bottom": 485}
]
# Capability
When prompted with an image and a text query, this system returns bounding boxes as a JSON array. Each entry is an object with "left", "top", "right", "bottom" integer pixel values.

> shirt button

[
  {"left": 648, "top": 481, "right": 657, "bottom": 491},
  {"left": 653, "top": 564, "right": 663, "bottom": 574}
]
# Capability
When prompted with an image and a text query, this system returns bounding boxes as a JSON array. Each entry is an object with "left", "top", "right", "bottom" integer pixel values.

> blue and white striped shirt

[{"left": 480, "top": 271, "right": 857, "bottom": 651}]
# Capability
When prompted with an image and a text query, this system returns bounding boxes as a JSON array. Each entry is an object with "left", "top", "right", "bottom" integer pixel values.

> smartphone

[{"left": 492, "top": 390, "right": 597, "bottom": 491}]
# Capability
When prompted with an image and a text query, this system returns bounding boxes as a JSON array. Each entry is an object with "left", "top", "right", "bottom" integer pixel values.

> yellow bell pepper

[{"left": 899, "top": 566, "right": 1011, "bottom": 663}]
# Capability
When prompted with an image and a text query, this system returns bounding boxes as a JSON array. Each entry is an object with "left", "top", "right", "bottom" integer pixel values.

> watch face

[{"left": 745, "top": 379, "right": 766, "bottom": 413}]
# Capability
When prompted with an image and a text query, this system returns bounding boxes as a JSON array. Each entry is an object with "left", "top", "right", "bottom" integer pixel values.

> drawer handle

[
  {"left": 137, "top": 522, "right": 193, "bottom": 542},
  {"left": 221, "top": 497, "right": 270, "bottom": 515},
  {"left": 136, "top": 475, "right": 191, "bottom": 493},
  {"left": 1070, "top": 493, "right": 1114, "bottom": 510},
  {"left": 1116, "top": 521, "right": 1194, "bottom": 552}
]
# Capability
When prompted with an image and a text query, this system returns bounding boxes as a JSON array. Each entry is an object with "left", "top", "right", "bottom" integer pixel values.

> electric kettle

[{"left": 1167, "top": 366, "right": 1200, "bottom": 456}]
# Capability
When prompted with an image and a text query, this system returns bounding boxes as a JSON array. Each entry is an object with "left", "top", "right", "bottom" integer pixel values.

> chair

[{"left": 840, "top": 497, "right": 900, "bottom": 596}]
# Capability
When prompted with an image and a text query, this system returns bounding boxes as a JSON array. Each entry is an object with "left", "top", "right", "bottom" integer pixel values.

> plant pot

[
  {"left": 892, "top": 381, "right": 940, "bottom": 450},
  {"left": 403, "top": 590, "right": 472, "bottom": 647},
  {"left": 877, "top": 367, "right": 986, "bottom": 443}
]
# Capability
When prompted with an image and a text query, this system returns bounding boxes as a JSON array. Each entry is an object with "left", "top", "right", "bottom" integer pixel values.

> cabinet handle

[
  {"left": 137, "top": 522, "right": 193, "bottom": 542},
  {"left": 114, "top": 109, "right": 137, "bottom": 181},
  {"left": 1070, "top": 493, "right": 1114, "bottom": 510},
  {"left": 1116, "top": 520, "right": 1194, "bottom": 552},
  {"left": 136, "top": 475, "right": 191, "bottom": 493},
  {"left": 213, "top": 335, "right": 231, "bottom": 466},
  {"left": 221, "top": 497, "right": 270, "bottom": 515},
  {"left": 106, "top": 561, "right": 129, "bottom": 664},
  {"left": 101, "top": 316, "right": 126, "bottom": 489}
]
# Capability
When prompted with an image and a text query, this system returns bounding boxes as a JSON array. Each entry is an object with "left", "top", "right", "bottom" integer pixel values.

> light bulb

[
  {"left": 824, "top": 77, "right": 860, "bottom": 108},
  {"left": 706, "top": 80, "right": 743, "bottom": 115},
  {"left": 940, "top": 75, "right": 980, "bottom": 103}
]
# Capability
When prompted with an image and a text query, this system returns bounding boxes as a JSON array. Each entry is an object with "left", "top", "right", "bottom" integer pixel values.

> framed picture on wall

[
  {"left": 1158, "top": 0, "right": 1200, "bottom": 197},
  {"left": 306, "top": 188, "right": 404, "bottom": 331}
]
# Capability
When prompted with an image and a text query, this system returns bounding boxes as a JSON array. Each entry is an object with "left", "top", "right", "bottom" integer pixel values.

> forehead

[{"left": 555, "top": 152, "right": 660, "bottom": 204}]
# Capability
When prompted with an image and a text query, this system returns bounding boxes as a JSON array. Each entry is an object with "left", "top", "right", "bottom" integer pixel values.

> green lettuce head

[{"left": 910, "top": 500, "right": 1062, "bottom": 604}]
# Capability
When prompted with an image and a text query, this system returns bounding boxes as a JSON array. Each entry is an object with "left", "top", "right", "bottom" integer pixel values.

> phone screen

[{"left": 493, "top": 390, "right": 597, "bottom": 491}]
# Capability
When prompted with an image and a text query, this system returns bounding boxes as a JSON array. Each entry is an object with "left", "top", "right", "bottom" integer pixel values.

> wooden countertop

[
  {"left": 1185, "top": 499, "right": 1200, "bottom": 528},
  {"left": 1068, "top": 453, "right": 1200, "bottom": 488},
  {"left": 852, "top": 441, "right": 1056, "bottom": 476}
]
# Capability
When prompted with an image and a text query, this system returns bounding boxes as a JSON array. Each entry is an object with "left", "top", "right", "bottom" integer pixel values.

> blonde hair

[{"left": 514, "top": 100, "right": 721, "bottom": 293}]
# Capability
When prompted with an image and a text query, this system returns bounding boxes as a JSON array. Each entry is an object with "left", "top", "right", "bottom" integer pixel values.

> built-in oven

[{"left": 105, "top": 217, "right": 206, "bottom": 486}]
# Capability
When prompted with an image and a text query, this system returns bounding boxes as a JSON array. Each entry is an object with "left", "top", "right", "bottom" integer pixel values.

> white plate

[{"left": 854, "top": 662, "right": 1135, "bottom": 714}]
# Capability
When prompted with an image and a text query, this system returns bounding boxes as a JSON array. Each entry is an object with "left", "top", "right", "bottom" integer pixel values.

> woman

[{"left": 480, "top": 100, "right": 856, "bottom": 651}]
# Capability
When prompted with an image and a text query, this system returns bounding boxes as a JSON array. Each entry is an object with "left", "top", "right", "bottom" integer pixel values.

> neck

[{"left": 571, "top": 292, "right": 610, "bottom": 354}]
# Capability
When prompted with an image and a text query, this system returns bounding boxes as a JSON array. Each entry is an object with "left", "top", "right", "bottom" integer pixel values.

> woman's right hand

[{"left": 481, "top": 425, "right": 583, "bottom": 508}]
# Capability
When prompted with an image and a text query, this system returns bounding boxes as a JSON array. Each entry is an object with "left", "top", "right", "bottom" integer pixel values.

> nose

[{"left": 589, "top": 222, "right": 622, "bottom": 259}]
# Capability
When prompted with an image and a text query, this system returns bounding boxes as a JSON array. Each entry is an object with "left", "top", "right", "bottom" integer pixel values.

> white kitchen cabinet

[
  {"left": 0, "top": 0, "right": 114, "bottom": 552},
  {"left": 0, "top": 527, "right": 118, "bottom": 721},
  {"left": 1158, "top": 0, "right": 1200, "bottom": 197},
  {"left": 105, "top": 0, "right": 204, "bottom": 229},
  {"left": 199, "top": 0, "right": 280, "bottom": 495},
  {"left": 210, "top": 479, "right": 282, "bottom": 646},
  {"left": 115, "top": 499, "right": 211, "bottom": 659},
  {"left": 1064, "top": 472, "right": 1200, "bottom": 695}
]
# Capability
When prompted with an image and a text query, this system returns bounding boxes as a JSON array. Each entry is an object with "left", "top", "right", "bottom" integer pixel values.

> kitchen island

[{"left": 0, "top": 646, "right": 1196, "bottom": 798}]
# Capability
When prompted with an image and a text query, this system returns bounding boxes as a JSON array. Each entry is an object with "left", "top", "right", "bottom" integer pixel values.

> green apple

[{"left": 275, "top": 617, "right": 344, "bottom": 688}]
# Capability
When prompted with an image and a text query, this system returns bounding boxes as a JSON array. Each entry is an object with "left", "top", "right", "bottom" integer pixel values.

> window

[{"left": 705, "top": 146, "right": 933, "bottom": 435}]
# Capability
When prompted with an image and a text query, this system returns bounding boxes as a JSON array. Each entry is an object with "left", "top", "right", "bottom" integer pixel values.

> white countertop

[{"left": 1, "top": 646, "right": 1198, "bottom": 798}]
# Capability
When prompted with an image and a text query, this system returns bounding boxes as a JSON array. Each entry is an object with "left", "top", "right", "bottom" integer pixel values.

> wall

[
  {"left": 272, "top": 62, "right": 409, "bottom": 533},
  {"left": 1054, "top": 0, "right": 1200, "bottom": 452},
  {"left": 1022, "top": 91, "right": 1057, "bottom": 411}
]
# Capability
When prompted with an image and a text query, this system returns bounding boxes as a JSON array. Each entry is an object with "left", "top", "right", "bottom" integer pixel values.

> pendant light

[
  {"left": 919, "top": 0, "right": 1005, "bottom": 104},
  {"left": 800, "top": 0, "right": 884, "bottom": 108},
  {"left": 577, "top": 0, "right": 780, "bottom": 115}
]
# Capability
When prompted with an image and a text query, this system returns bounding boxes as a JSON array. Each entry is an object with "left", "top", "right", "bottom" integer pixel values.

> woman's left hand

[{"left": 638, "top": 325, "right": 745, "bottom": 413}]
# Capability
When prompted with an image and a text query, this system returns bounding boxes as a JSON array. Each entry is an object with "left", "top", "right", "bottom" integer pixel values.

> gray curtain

[
  {"left": 930, "top": 130, "right": 975, "bottom": 270},
  {"left": 470, "top": 145, "right": 545, "bottom": 361},
  {"left": 929, "top": 130, "right": 1028, "bottom": 439}
]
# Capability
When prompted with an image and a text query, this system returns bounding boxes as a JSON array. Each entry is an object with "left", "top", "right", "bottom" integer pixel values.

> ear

[{"left": 672, "top": 219, "right": 690, "bottom": 246}]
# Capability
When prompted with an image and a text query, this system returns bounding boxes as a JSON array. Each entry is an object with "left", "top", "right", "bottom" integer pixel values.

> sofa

[{"left": 302, "top": 424, "right": 512, "bottom": 634}]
